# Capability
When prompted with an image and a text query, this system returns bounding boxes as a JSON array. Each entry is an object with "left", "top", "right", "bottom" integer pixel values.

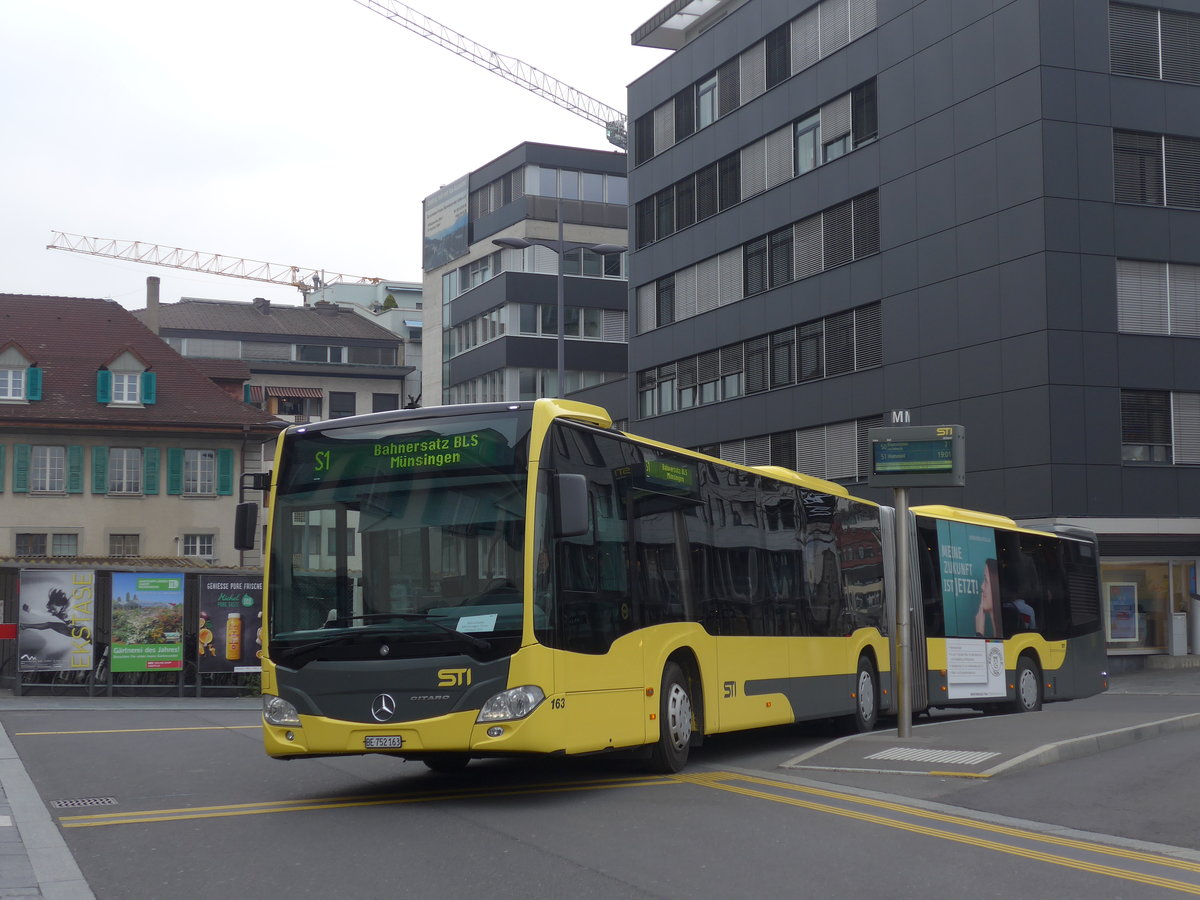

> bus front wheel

[
  {"left": 1010, "top": 655, "right": 1042, "bottom": 713},
  {"left": 649, "top": 662, "right": 693, "bottom": 774}
]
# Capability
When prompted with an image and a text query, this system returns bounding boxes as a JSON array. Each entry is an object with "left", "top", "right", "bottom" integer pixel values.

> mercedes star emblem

[{"left": 371, "top": 693, "right": 397, "bottom": 722}]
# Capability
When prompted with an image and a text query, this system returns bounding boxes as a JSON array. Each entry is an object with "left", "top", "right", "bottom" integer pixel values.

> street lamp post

[{"left": 493, "top": 204, "right": 625, "bottom": 399}]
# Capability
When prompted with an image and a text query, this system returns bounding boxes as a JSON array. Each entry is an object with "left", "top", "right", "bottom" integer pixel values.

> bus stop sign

[{"left": 868, "top": 424, "right": 965, "bottom": 488}]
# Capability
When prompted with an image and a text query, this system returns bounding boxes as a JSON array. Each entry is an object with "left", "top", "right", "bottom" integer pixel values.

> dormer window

[
  {"left": 98, "top": 349, "right": 156, "bottom": 406},
  {"left": 0, "top": 367, "right": 24, "bottom": 399},
  {"left": 112, "top": 373, "right": 141, "bottom": 404},
  {"left": 0, "top": 342, "right": 39, "bottom": 402}
]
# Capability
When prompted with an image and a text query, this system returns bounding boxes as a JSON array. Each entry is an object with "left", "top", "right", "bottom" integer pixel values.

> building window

[
  {"left": 327, "top": 528, "right": 357, "bottom": 556},
  {"left": 1121, "top": 389, "right": 1172, "bottom": 462},
  {"left": 184, "top": 449, "right": 216, "bottom": 495},
  {"left": 1110, "top": 3, "right": 1200, "bottom": 84},
  {"left": 795, "top": 113, "right": 820, "bottom": 176},
  {"left": 296, "top": 345, "right": 344, "bottom": 363},
  {"left": 329, "top": 391, "right": 356, "bottom": 419},
  {"left": 0, "top": 368, "right": 25, "bottom": 399},
  {"left": 372, "top": 393, "right": 399, "bottom": 413},
  {"left": 109, "top": 534, "right": 140, "bottom": 557},
  {"left": 696, "top": 73, "right": 717, "bottom": 129},
  {"left": 16, "top": 533, "right": 46, "bottom": 556},
  {"left": 347, "top": 346, "right": 398, "bottom": 365},
  {"left": 108, "top": 447, "right": 143, "bottom": 494},
  {"left": 31, "top": 445, "right": 65, "bottom": 492},
  {"left": 112, "top": 373, "right": 140, "bottom": 404},
  {"left": 183, "top": 534, "right": 215, "bottom": 557},
  {"left": 51, "top": 533, "right": 77, "bottom": 557}
]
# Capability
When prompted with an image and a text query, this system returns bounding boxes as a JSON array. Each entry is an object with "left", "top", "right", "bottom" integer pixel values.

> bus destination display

[{"left": 296, "top": 428, "right": 514, "bottom": 486}]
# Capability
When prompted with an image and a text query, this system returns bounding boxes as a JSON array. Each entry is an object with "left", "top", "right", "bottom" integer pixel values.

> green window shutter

[
  {"left": 141, "top": 371, "right": 157, "bottom": 405},
  {"left": 217, "top": 448, "right": 235, "bottom": 495},
  {"left": 167, "top": 448, "right": 184, "bottom": 495},
  {"left": 66, "top": 445, "right": 84, "bottom": 493},
  {"left": 96, "top": 369, "right": 112, "bottom": 403},
  {"left": 13, "top": 444, "right": 30, "bottom": 493},
  {"left": 243, "top": 383, "right": 251, "bottom": 403},
  {"left": 92, "top": 446, "right": 109, "bottom": 494},
  {"left": 26, "top": 367, "right": 42, "bottom": 401},
  {"left": 0, "top": 445, "right": 5, "bottom": 492},
  {"left": 143, "top": 447, "right": 160, "bottom": 495}
]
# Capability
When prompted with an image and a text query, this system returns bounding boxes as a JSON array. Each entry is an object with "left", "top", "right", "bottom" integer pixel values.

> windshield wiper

[{"left": 325, "top": 612, "right": 491, "bottom": 650}]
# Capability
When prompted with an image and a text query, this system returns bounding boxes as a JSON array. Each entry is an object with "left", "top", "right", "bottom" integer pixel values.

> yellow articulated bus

[{"left": 236, "top": 399, "right": 1107, "bottom": 773}]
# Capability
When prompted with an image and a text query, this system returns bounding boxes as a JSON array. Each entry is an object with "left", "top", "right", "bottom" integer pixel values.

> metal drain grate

[
  {"left": 864, "top": 747, "right": 1000, "bottom": 765},
  {"left": 49, "top": 797, "right": 117, "bottom": 809}
]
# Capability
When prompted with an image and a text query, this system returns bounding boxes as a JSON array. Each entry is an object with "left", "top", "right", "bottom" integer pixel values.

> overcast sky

[{"left": 1, "top": 1, "right": 669, "bottom": 310}]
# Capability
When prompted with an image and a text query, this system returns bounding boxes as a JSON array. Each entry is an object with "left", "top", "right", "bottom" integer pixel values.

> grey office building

[
  {"left": 624, "top": 0, "right": 1200, "bottom": 662},
  {"left": 422, "top": 143, "right": 629, "bottom": 410}
]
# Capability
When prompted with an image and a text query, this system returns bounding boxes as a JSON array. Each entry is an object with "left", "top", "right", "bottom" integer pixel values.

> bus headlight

[
  {"left": 477, "top": 685, "right": 545, "bottom": 722},
  {"left": 263, "top": 694, "right": 302, "bottom": 727}
]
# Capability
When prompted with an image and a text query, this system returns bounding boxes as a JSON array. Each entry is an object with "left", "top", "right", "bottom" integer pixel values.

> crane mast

[
  {"left": 348, "top": 0, "right": 627, "bottom": 149},
  {"left": 46, "top": 231, "right": 382, "bottom": 295}
]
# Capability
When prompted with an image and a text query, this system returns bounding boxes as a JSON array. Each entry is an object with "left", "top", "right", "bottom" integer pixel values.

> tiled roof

[
  {"left": 188, "top": 357, "right": 252, "bottom": 380},
  {"left": 139, "top": 297, "right": 402, "bottom": 342},
  {"left": 0, "top": 294, "right": 281, "bottom": 431},
  {"left": 0, "top": 555, "right": 256, "bottom": 571}
]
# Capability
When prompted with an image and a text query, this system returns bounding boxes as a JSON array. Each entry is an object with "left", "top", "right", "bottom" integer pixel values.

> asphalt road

[{"left": 2, "top": 666, "right": 1199, "bottom": 899}]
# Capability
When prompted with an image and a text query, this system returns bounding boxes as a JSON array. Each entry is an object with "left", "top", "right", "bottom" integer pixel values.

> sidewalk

[
  {"left": 782, "top": 665, "right": 1200, "bottom": 778},
  {"left": 1, "top": 669, "right": 1199, "bottom": 898},
  {"left": 0, "top": 696, "right": 255, "bottom": 899}
]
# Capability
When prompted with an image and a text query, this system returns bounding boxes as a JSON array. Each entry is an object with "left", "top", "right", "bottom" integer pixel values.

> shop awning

[
  {"left": 265, "top": 386, "right": 324, "bottom": 398},
  {"left": 247, "top": 385, "right": 265, "bottom": 402}
]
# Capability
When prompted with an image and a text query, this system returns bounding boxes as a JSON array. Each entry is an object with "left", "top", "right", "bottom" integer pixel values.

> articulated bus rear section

[{"left": 899, "top": 505, "right": 1108, "bottom": 716}]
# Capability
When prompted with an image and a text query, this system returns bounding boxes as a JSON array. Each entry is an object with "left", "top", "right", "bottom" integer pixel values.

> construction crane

[
  {"left": 46, "top": 231, "right": 383, "bottom": 297},
  {"left": 348, "top": 0, "right": 628, "bottom": 149}
]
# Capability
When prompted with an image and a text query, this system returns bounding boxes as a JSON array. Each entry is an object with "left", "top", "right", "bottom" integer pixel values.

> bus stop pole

[{"left": 893, "top": 487, "right": 912, "bottom": 739}]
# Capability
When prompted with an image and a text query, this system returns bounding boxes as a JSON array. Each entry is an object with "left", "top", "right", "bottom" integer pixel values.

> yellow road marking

[
  {"left": 52, "top": 766, "right": 1200, "bottom": 893},
  {"left": 677, "top": 772, "right": 1200, "bottom": 891},
  {"left": 59, "top": 776, "right": 676, "bottom": 827},
  {"left": 15, "top": 725, "right": 261, "bottom": 736}
]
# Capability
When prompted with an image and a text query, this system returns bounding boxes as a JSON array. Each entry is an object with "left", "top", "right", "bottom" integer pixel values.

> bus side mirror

[
  {"left": 554, "top": 474, "right": 589, "bottom": 538},
  {"left": 234, "top": 502, "right": 259, "bottom": 551}
]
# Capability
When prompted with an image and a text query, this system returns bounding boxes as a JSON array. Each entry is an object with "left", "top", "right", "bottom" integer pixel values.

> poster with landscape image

[{"left": 110, "top": 572, "right": 184, "bottom": 672}]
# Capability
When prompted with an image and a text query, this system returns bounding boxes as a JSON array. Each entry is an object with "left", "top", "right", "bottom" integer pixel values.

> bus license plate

[{"left": 365, "top": 736, "right": 404, "bottom": 749}]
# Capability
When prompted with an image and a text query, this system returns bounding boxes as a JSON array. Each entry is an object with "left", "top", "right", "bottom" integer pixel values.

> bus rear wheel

[
  {"left": 845, "top": 656, "right": 879, "bottom": 733},
  {"left": 649, "top": 662, "right": 693, "bottom": 774},
  {"left": 1010, "top": 655, "right": 1042, "bottom": 713}
]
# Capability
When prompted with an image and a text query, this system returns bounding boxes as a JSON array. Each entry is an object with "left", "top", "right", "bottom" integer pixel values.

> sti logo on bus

[{"left": 438, "top": 668, "right": 472, "bottom": 687}]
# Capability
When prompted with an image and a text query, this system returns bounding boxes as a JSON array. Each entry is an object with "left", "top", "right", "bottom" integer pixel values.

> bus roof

[{"left": 910, "top": 504, "right": 1054, "bottom": 536}]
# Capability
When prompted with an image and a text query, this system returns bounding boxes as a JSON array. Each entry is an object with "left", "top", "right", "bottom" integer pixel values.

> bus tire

[
  {"left": 423, "top": 754, "right": 471, "bottom": 773},
  {"left": 848, "top": 656, "right": 879, "bottom": 733},
  {"left": 649, "top": 662, "right": 693, "bottom": 774},
  {"left": 1010, "top": 655, "right": 1042, "bottom": 713}
]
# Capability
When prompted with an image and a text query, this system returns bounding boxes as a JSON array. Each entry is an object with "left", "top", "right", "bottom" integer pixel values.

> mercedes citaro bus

[{"left": 236, "top": 399, "right": 1107, "bottom": 773}]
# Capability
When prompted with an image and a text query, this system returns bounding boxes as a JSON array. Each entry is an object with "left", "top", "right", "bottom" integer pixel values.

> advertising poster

[
  {"left": 945, "top": 637, "right": 1007, "bottom": 699},
  {"left": 422, "top": 175, "right": 469, "bottom": 271},
  {"left": 18, "top": 569, "right": 95, "bottom": 672},
  {"left": 199, "top": 576, "right": 263, "bottom": 673},
  {"left": 1106, "top": 582, "right": 1139, "bottom": 641},
  {"left": 111, "top": 573, "right": 184, "bottom": 671},
  {"left": 936, "top": 520, "right": 1001, "bottom": 639}
]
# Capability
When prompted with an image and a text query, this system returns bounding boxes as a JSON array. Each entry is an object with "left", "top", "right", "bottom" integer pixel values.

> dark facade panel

[
  {"left": 446, "top": 336, "right": 627, "bottom": 386},
  {"left": 448, "top": 272, "right": 629, "bottom": 327}
]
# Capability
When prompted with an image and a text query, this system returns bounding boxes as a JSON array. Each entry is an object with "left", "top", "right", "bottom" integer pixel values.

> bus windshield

[{"left": 267, "top": 408, "right": 532, "bottom": 662}]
